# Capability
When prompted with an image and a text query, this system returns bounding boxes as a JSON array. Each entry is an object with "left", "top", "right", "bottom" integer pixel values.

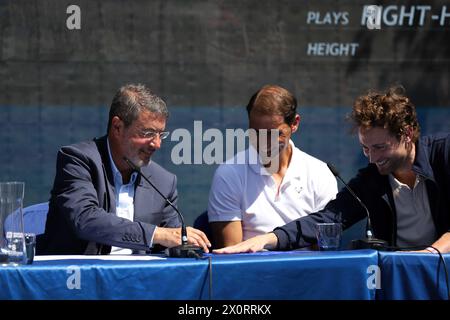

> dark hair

[
  {"left": 107, "top": 84, "right": 168, "bottom": 132},
  {"left": 349, "top": 85, "right": 420, "bottom": 142},
  {"left": 246, "top": 85, "right": 297, "bottom": 125}
]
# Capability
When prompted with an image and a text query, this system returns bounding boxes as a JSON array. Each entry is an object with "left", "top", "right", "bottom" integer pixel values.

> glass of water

[
  {"left": 315, "top": 223, "right": 342, "bottom": 251},
  {"left": 0, "top": 182, "right": 27, "bottom": 266}
]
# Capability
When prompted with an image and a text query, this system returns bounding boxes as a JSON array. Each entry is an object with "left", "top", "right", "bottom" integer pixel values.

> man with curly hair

[{"left": 214, "top": 85, "right": 450, "bottom": 254}]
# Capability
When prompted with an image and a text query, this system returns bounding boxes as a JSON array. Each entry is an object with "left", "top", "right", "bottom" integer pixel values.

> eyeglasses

[{"left": 139, "top": 129, "right": 170, "bottom": 140}]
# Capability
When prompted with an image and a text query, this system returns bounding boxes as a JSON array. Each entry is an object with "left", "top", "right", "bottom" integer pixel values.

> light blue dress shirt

[{"left": 107, "top": 139, "right": 138, "bottom": 254}]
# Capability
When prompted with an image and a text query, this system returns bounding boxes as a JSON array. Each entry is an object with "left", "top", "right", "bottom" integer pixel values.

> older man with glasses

[{"left": 37, "top": 84, "right": 211, "bottom": 255}]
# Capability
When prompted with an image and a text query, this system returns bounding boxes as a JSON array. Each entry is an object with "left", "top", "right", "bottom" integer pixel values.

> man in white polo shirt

[{"left": 207, "top": 85, "right": 338, "bottom": 248}]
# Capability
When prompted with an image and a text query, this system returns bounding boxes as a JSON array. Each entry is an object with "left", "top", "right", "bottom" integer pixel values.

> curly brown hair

[{"left": 349, "top": 85, "right": 420, "bottom": 142}]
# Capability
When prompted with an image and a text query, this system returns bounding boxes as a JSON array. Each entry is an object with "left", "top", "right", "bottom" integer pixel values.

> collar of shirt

[
  {"left": 248, "top": 140, "right": 303, "bottom": 189},
  {"left": 106, "top": 138, "right": 138, "bottom": 202},
  {"left": 388, "top": 173, "right": 423, "bottom": 191}
]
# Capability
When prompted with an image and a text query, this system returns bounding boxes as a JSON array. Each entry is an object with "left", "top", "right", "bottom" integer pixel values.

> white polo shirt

[{"left": 207, "top": 140, "right": 338, "bottom": 240}]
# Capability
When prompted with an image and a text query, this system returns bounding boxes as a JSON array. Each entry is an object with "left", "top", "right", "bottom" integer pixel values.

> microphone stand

[
  {"left": 123, "top": 157, "right": 204, "bottom": 258},
  {"left": 327, "top": 163, "right": 388, "bottom": 250}
]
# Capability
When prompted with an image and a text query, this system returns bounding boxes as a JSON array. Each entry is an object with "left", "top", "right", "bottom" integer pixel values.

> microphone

[
  {"left": 123, "top": 157, "right": 204, "bottom": 258},
  {"left": 327, "top": 163, "right": 388, "bottom": 250}
]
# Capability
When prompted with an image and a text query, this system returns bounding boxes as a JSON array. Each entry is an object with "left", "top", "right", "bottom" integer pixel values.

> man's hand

[
  {"left": 409, "top": 247, "right": 439, "bottom": 254},
  {"left": 213, "top": 233, "right": 278, "bottom": 254},
  {"left": 408, "top": 232, "right": 450, "bottom": 254},
  {"left": 153, "top": 226, "right": 211, "bottom": 253}
]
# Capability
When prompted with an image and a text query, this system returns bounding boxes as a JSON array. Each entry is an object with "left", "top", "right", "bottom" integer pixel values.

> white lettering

[
  {"left": 203, "top": 128, "right": 223, "bottom": 165},
  {"left": 193, "top": 120, "right": 203, "bottom": 164},
  {"left": 66, "top": 265, "right": 81, "bottom": 290},
  {"left": 363, "top": 5, "right": 446, "bottom": 28},
  {"left": 307, "top": 42, "right": 359, "bottom": 56},
  {"left": 66, "top": 5, "right": 81, "bottom": 30},
  {"left": 306, "top": 11, "right": 349, "bottom": 25},
  {"left": 399, "top": 6, "right": 415, "bottom": 26},
  {"left": 440, "top": 6, "right": 450, "bottom": 26},
  {"left": 363, "top": 5, "right": 381, "bottom": 29},
  {"left": 416, "top": 6, "right": 431, "bottom": 26},
  {"left": 225, "top": 128, "right": 248, "bottom": 163},
  {"left": 322, "top": 13, "right": 332, "bottom": 24},
  {"left": 367, "top": 265, "right": 381, "bottom": 290},
  {"left": 171, "top": 129, "right": 192, "bottom": 164},
  {"left": 168, "top": 125, "right": 277, "bottom": 169},
  {"left": 341, "top": 12, "right": 349, "bottom": 25},
  {"left": 178, "top": 304, "right": 212, "bottom": 317},
  {"left": 383, "top": 5, "right": 399, "bottom": 26},
  {"left": 306, "top": 11, "right": 317, "bottom": 24}
]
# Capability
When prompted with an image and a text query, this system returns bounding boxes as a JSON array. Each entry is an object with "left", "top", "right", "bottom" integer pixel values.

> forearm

[
  {"left": 429, "top": 232, "right": 450, "bottom": 253},
  {"left": 210, "top": 221, "right": 243, "bottom": 248}
]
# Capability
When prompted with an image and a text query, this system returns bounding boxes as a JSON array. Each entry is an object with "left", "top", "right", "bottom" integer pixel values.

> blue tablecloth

[
  {"left": 208, "top": 250, "right": 378, "bottom": 300},
  {"left": 378, "top": 251, "right": 450, "bottom": 300},
  {"left": 0, "top": 250, "right": 378, "bottom": 300}
]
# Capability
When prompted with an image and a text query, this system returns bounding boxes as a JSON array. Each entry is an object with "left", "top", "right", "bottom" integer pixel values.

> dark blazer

[
  {"left": 273, "top": 133, "right": 450, "bottom": 250},
  {"left": 37, "top": 135, "right": 180, "bottom": 255}
]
